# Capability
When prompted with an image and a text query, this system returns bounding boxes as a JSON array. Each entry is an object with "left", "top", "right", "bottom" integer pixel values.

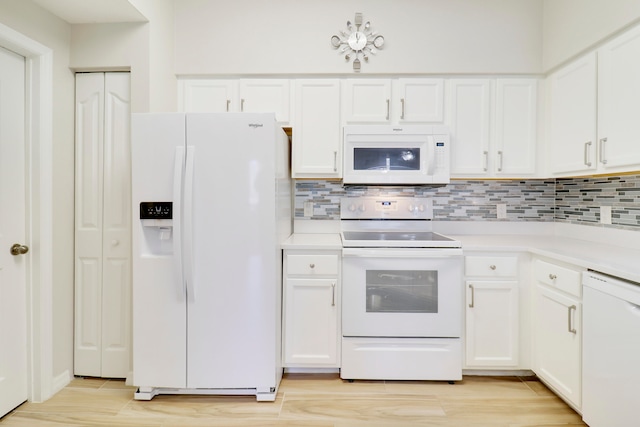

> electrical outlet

[
  {"left": 600, "top": 206, "right": 612, "bottom": 224},
  {"left": 303, "top": 201, "right": 314, "bottom": 217},
  {"left": 497, "top": 203, "right": 507, "bottom": 219}
]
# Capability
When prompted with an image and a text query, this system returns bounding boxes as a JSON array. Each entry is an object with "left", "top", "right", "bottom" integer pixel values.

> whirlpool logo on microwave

[{"left": 248, "top": 123, "right": 264, "bottom": 129}]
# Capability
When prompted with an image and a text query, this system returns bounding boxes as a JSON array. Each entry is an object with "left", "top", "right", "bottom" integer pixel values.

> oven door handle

[{"left": 342, "top": 248, "right": 463, "bottom": 258}]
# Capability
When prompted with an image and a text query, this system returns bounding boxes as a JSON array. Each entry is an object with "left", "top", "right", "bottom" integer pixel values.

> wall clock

[{"left": 331, "top": 12, "right": 385, "bottom": 72}]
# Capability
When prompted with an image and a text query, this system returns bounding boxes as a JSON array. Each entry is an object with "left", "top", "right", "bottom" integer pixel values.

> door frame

[{"left": 0, "top": 23, "right": 54, "bottom": 403}]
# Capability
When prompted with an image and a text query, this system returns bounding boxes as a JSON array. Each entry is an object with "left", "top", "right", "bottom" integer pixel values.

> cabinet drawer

[
  {"left": 465, "top": 256, "right": 518, "bottom": 277},
  {"left": 287, "top": 254, "right": 339, "bottom": 276},
  {"left": 534, "top": 259, "right": 582, "bottom": 297}
]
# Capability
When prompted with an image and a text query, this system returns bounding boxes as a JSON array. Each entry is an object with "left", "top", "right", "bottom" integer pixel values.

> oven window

[
  {"left": 365, "top": 270, "right": 438, "bottom": 313},
  {"left": 353, "top": 148, "right": 420, "bottom": 171}
]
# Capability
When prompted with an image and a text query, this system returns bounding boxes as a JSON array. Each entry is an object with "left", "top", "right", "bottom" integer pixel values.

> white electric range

[{"left": 339, "top": 196, "right": 463, "bottom": 381}]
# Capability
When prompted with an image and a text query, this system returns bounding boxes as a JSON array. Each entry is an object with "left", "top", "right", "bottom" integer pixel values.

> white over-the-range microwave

[{"left": 342, "top": 125, "right": 451, "bottom": 185}]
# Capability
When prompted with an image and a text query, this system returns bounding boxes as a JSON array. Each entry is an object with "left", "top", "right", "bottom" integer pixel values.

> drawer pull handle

[
  {"left": 468, "top": 284, "right": 475, "bottom": 308},
  {"left": 549, "top": 274, "right": 557, "bottom": 280},
  {"left": 568, "top": 305, "right": 577, "bottom": 334},
  {"left": 331, "top": 283, "right": 336, "bottom": 306},
  {"left": 309, "top": 263, "right": 315, "bottom": 269},
  {"left": 489, "top": 265, "right": 496, "bottom": 270}
]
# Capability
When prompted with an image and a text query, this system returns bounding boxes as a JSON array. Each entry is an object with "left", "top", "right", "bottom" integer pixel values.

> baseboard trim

[{"left": 51, "top": 370, "right": 71, "bottom": 395}]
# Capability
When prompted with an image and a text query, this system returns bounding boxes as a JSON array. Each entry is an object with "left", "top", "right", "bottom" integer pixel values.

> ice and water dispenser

[{"left": 139, "top": 202, "right": 173, "bottom": 255}]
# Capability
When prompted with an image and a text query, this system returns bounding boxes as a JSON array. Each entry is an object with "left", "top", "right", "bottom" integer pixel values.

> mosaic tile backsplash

[
  {"left": 294, "top": 173, "right": 640, "bottom": 230},
  {"left": 556, "top": 174, "right": 640, "bottom": 230}
]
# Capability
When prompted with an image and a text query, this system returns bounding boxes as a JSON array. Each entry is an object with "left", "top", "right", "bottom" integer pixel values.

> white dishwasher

[{"left": 582, "top": 271, "right": 640, "bottom": 427}]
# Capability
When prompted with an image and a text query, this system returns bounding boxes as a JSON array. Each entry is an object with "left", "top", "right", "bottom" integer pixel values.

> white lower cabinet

[
  {"left": 532, "top": 258, "right": 584, "bottom": 411},
  {"left": 464, "top": 254, "right": 521, "bottom": 369},
  {"left": 465, "top": 280, "right": 519, "bottom": 367},
  {"left": 283, "top": 250, "right": 340, "bottom": 367}
]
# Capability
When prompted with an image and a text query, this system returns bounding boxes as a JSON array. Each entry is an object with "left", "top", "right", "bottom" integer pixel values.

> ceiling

[{"left": 32, "top": 0, "right": 147, "bottom": 24}]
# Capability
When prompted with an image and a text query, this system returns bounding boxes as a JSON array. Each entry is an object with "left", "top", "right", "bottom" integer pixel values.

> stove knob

[
  {"left": 408, "top": 204, "right": 415, "bottom": 212},
  {"left": 348, "top": 203, "right": 357, "bottom": 212},
  {"left": 418, "top": 204, "right": 426, "bottom": 212},
  {"left": 358, "top": 204, "right": 366, "bottom": 212}
]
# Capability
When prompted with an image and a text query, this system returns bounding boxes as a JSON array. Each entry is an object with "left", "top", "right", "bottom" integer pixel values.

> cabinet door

[
  {"left": 465, "top": 281, "right": 519, "bottom": 367},
  {"left": 178, "top": 79, "right": 237, "bottom": 112},
  {"left": 75, "top": 72, "right": 131, "bottom": 378},
  {"left": 283, "top": 278, "right": 338, "bottom": 366},
  {"left": 534, "top": 285, "right": 581, "bottom": 409},
  {"left": 494, "top": 79, "right": 537, "bottom": 176},
  {"left": 292, "top": 79, "right": 342, "bottom": 178},
  {"left": 396, "top": 78, "right": 444, "bottom": 122},
  {"left": 238, "top": 79, "right": 291, "bottom": 124},
  {"left": 598, "top": 25, "right": 640, "bottom": 169},
  {"left": 343, "top": 79, "right": 391, "bottom": 123},
  {"left": 548, "top": 53, "right": 598, "bottom": 175},
  {"left": 448, "top": 79, "right": 492, "bottom": 176}
]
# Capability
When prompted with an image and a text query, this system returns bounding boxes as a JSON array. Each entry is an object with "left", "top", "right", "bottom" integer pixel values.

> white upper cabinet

[
  {"left": 395, "top": 78, "right": 445, "bottom": 123},
  {"left": 548, "top": 24, "right": 640, "bottom": 177},
  {"left": 342, "top": 79, "right": 391, "bottom": 123},
  {"left": 597, "top": 25, "right": 640, "bottom": 170},
  {"left": 448, "top": 79, "right": 492, "bottom": 176},
  {"left": 238, "top": 79, "right": 291, "bottom": 124},
  {"left": 494, "top": 79, "right": 538, "bottom": 176},
  {"left": 178, "top": 79, "right": 237, "bottom": 113},
  {"left": 178, "top": 78, "right": 291, "bottom": 124},
  {"left": 292, "top": 79, "right": 342, "bottom": 178},
  {"left": 342, "top": 78, "right": 444, "bottom": 124},
  {"left": 548, "top": 53, "right": 598, "bottom": 175},
  {"left": 449, "top": 78, "right": 538, "bottom": 178}
]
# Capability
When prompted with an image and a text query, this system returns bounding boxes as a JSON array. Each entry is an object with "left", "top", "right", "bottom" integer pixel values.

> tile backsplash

[
  {"left": 295, "top": 173, "right": 640, "bottom": 230},
  {"left": 555, "top": 174, "right": 640, "bottom": 230}
]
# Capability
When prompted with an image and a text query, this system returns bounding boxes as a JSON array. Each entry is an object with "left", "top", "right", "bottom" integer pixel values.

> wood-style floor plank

[{"left": 0, "top": 374, "right": 588, "bottom": 427}]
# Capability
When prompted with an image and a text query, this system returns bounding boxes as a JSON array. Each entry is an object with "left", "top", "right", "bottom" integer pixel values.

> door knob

[{"left": 10, "top": 243, "right": 29, "bottom": 256}]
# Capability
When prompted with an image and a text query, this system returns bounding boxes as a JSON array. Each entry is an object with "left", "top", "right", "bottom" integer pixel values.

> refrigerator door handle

[
  {"left": 173, "top": 146, "right": 186, "bottom": 300},
  {"left": 184, "top": 145, "right": 196, "bottom": 301}
]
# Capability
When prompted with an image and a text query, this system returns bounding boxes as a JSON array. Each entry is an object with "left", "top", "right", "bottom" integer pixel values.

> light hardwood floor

[{"left": 1, "top": 374, "right": 587, "bottom": 426}]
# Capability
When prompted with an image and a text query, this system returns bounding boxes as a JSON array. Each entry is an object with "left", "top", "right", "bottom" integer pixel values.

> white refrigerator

[{"left": 131, "top": 113, "right": 291, "bottom": 401}]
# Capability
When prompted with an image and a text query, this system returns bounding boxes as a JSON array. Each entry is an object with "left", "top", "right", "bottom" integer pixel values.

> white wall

[
  {"left": 70, "top": 23, "right": 151, "bottom": 112},
  {"left": 0, "top": 0, "right": 75, "bottom": 382},
  {"left": 174, "top": 0, "right": 543, "bottom": 75},
  {"left": 542, "top": 0, "right": 640, "bottom": 71},
  {"left": 70, "top": 0, "right": 176, "bottom": 113}
]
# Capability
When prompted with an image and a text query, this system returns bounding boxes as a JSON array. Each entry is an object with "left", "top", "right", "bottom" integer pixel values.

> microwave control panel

[{"left": 434, "top": 140, "right": 447, "bottom": 172}]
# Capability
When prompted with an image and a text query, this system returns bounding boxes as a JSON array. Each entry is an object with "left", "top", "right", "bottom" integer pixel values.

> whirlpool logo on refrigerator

[{"left": 248, "top": 123, "right": 263, "bottom": 129}]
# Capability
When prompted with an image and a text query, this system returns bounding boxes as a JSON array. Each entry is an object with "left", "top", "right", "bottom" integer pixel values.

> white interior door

[
  {"left": 0, "top": 46, "right": 28, "bottom": 417},
  {"left": 74, "top": 72, "right": 131, "bottom": 378}
]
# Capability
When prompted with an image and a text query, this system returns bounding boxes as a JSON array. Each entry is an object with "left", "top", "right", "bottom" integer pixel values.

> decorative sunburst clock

[{"left": 331, "top": 12, "right": 385, "bottom": 72}]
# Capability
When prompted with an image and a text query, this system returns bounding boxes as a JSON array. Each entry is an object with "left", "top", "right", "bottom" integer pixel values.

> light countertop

[
  {"left": 451, "top": 234, "right": 640, "bottom": 284},
  {"left": 283, "top": 225, "right": 640, "bottom": 284},
  {"left": 282, "top": 233, "right": 342, "bottom": 250}
]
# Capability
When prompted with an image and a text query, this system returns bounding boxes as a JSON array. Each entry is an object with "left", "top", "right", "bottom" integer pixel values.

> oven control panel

[{"left": 340, "top": 197, "right": 433, "bottom": 220}]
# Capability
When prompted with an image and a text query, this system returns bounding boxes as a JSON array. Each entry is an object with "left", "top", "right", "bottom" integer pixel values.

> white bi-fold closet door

[{"left": 74, "top": 72, "right": 131, "bottom": 378}]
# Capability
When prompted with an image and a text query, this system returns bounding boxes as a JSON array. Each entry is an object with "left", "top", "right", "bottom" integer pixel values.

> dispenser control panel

[{"left": 140, "top": 202, "right": 172, "bottom": 219}]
